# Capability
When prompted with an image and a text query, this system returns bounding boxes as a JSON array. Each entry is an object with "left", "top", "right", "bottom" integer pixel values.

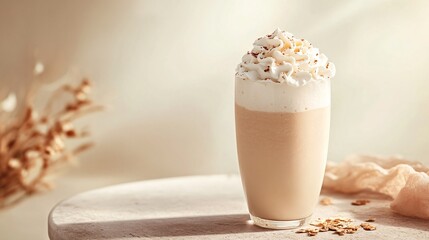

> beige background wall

[{"left": 1, "top": 0, "right": 429, "bottom": 239}]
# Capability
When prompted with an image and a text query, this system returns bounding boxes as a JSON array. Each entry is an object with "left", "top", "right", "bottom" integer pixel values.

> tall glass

[{"left": 235, "top": 78, "right": 330, "bottom": 229}]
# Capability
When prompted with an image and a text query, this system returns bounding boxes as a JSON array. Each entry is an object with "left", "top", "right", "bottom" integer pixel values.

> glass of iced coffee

[{"left": 235, "top": 28, "right": 335, "bottom": 229}]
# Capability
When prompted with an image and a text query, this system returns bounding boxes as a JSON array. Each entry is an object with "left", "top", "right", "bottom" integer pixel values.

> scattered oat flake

[
  {"left": 335, "top": 229, "right": 346, "bottom": 236},
  {"left": 320, "top": 197, "right": 332, "bottom": 205},
  {"left": 365, "top": 218, "right": 376, "bottom": 222},
  {"left": 306, "top": 228, "right": 319, "bottom": 237},
  {"left": 361, "top": 223, "right": 376, "bottom": 231},
  {"left": 351, "top": 199, "right": 371, "bottom": 206},
  {"left": 295, "top": 216, "right": 378, "bottom": 237}
]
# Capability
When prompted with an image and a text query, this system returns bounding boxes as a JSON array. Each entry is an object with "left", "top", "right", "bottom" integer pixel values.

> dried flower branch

[{"left": 0, "top": 79, "right": 101, "bottom": 209}]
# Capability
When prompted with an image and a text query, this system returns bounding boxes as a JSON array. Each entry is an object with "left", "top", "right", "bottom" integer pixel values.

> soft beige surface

[
  {"left": 0, "top": 174, "right": 130, "bottom": 240},
  {"left": 324, "top": 155, "right": 429, "bottom": 219},
  {"left": 48, "top": 175, "right": 429, "bottom": 240}
]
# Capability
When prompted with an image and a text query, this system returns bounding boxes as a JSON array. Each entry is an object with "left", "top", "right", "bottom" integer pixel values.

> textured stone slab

[{"left": 48, "top": 175, "right": 429, "bottom": 239}]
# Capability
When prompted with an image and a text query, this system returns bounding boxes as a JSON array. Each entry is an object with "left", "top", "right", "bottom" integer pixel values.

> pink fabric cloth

[{"left": 323, "top": 155, "right": 429, "bottom": 219}]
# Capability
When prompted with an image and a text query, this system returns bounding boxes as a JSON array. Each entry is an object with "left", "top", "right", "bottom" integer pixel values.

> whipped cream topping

[{"left": 236, "top": 28, "right": 335, "bottom": 86}]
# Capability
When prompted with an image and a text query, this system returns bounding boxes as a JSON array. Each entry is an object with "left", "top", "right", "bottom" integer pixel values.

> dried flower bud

[
  {"left": 8, "top": 159, "right": 21, "bottom": 169},
  {"left": 34, "top": 62, "right": 45, "bottom": 75}
]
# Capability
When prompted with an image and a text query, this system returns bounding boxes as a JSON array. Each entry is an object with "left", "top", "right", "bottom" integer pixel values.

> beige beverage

[
  {"left": 235, "top": 28, "right": 335, "bottom": 229},
  {"left": 235, "top": 104, "right": 330, "bottom": 221}
]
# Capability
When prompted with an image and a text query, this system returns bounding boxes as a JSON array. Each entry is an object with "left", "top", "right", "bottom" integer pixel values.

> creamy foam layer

[{"left": 235, "top": 77, "right": 330, "bottom": 112}]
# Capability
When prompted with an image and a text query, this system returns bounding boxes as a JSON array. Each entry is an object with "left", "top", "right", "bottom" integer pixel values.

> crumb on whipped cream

[{"left": 236, "top": 28, "right": 335, "bottom": 86}]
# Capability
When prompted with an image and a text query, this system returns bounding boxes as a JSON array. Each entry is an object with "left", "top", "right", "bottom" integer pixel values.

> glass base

[{"left": 250, "top": 213, "right": 311, "bottom": 230}]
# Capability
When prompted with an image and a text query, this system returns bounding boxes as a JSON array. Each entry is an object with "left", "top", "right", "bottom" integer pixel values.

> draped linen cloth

[{"left": 323, "top": 155, "right": 429, "bottom": 219}]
